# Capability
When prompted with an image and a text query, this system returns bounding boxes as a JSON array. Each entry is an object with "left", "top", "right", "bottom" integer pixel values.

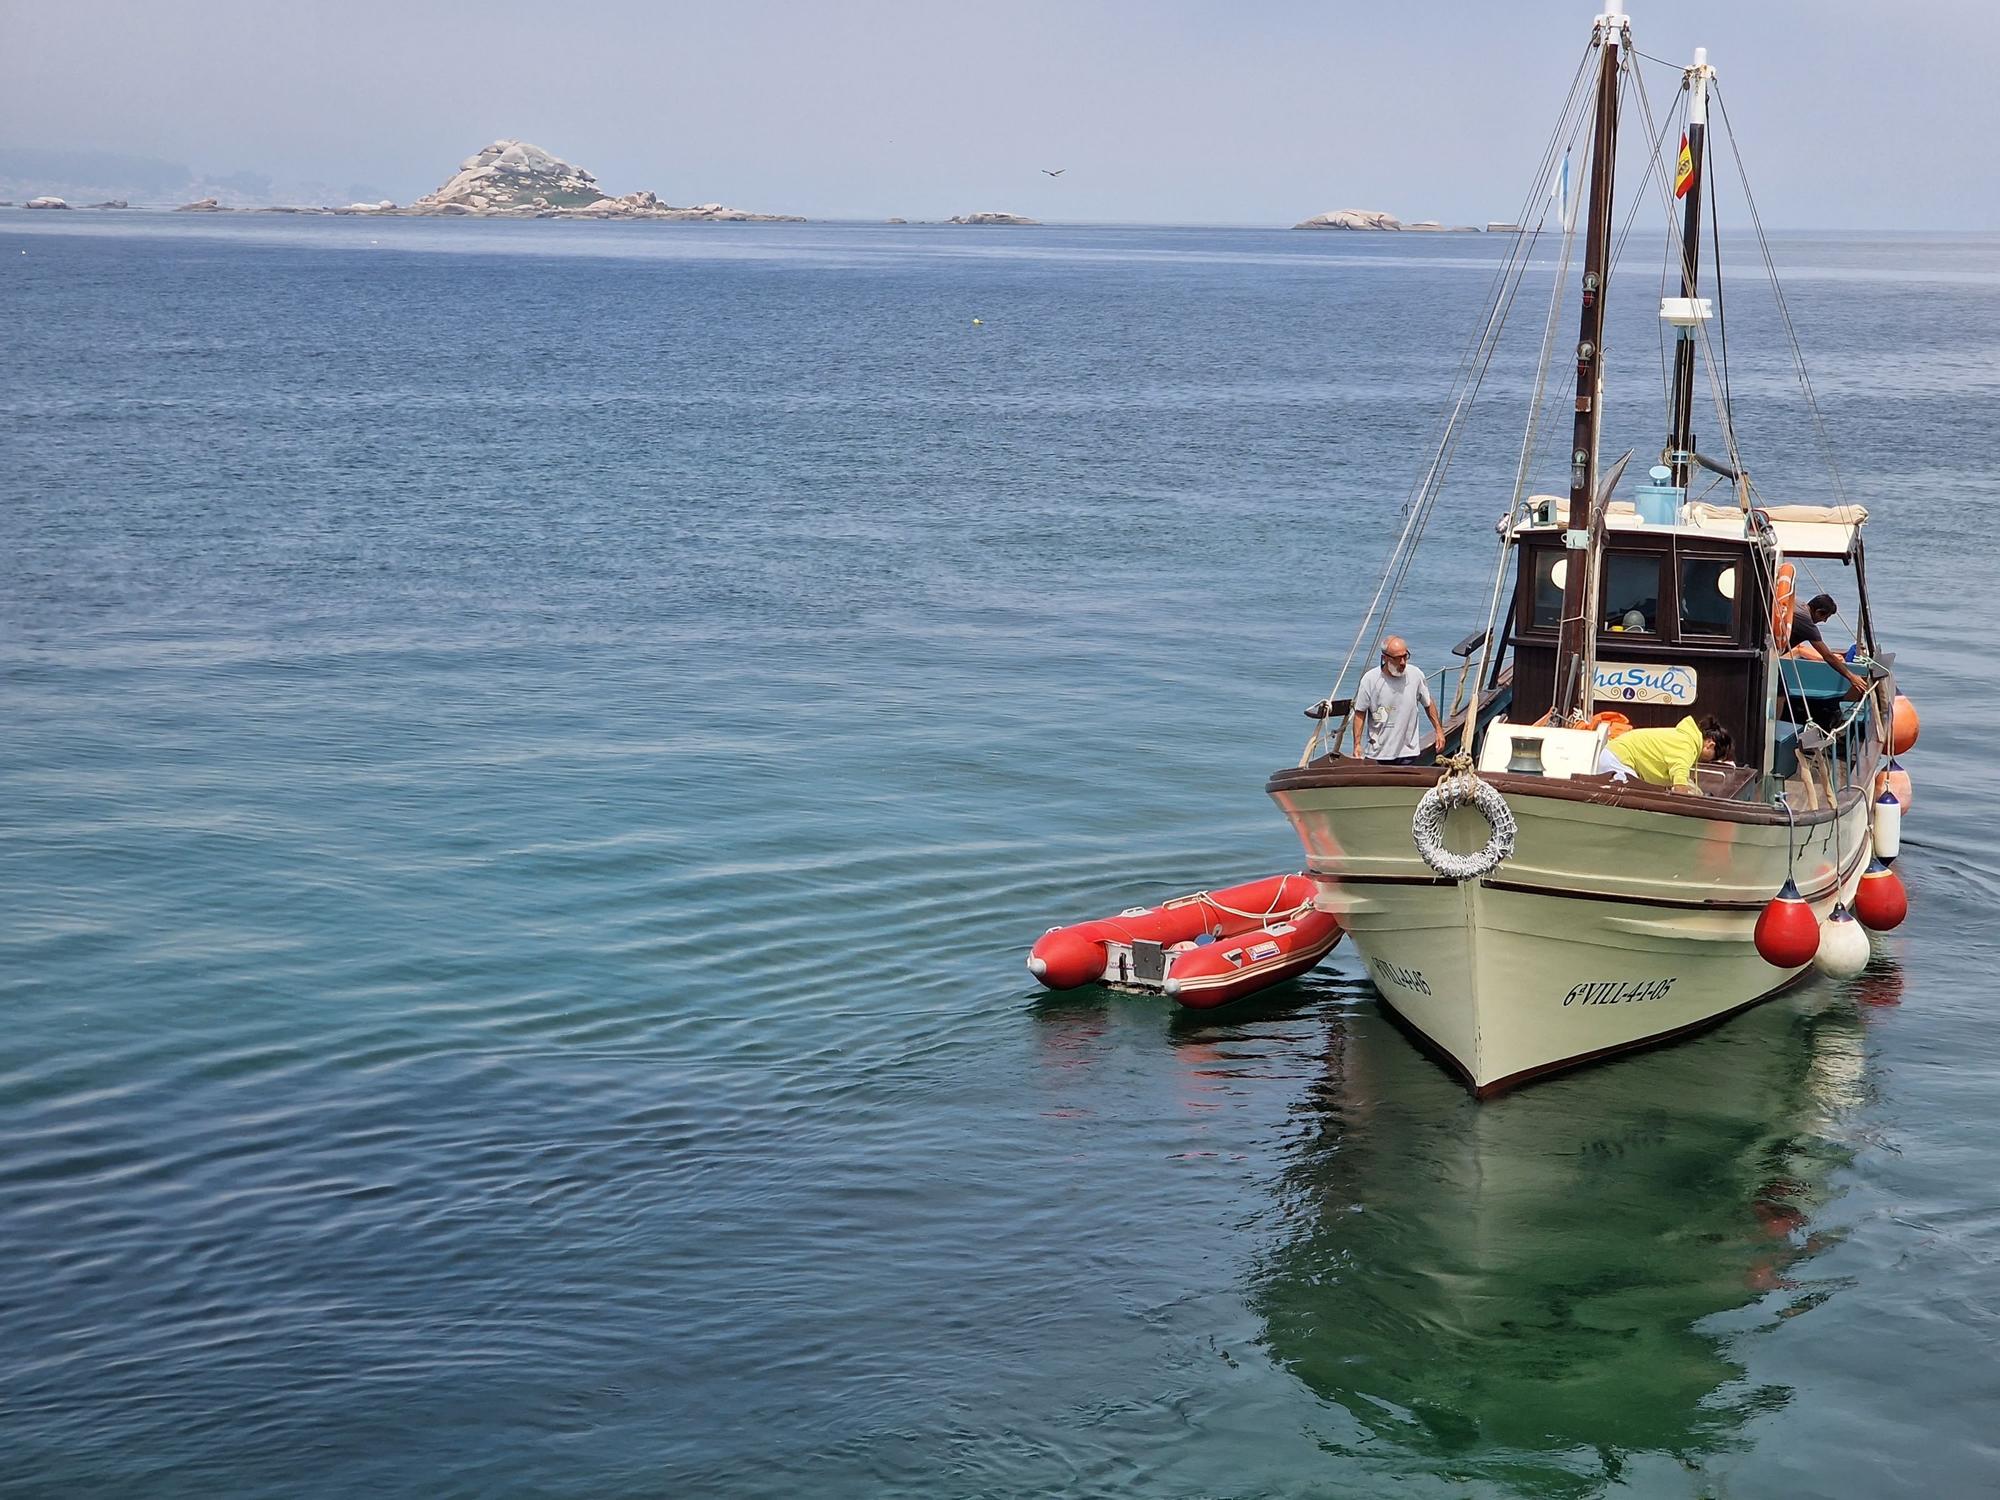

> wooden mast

[
  {"left": 1553, "top": 7, "right": 1627, "bottom": 726},
  {"left": 1664, "top": 48, "right": 1715, "bottom": 489}
]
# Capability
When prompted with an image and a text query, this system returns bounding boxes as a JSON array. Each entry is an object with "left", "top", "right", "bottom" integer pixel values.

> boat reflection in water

[
  {"left": 1245, "top": 980, "right": 1870, "bottom": 1482},
  {"left": 1853, "top": 950, "right": 1907, "bottom": 1012}
]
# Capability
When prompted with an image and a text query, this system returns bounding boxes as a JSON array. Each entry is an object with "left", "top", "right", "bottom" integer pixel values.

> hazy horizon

[{"left": 5, "top": 0, "right": 1996, "bottom": 228}]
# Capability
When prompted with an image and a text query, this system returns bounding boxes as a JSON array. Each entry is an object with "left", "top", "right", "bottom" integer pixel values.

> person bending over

[
  {"left": 1790, "top": 593, "right": 1869, "bottom": 699},
  {"left": 1595, "top": 714, "right": 1731, "bottom": 796}
]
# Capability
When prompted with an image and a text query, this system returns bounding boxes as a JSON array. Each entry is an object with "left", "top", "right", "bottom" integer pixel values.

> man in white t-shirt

[{"left": 1350, "top": 636, "right": 1445, "bottom": 763}]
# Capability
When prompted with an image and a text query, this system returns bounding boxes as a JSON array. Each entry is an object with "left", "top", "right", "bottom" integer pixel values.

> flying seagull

[{"left": 1042, "top": 168, "right": 1065, "bottom": 177}]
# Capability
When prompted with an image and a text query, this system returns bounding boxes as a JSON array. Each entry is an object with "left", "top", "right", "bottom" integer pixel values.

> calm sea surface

[{"left": 3, "top": 214, "right": 1997, "bottom": 1498}]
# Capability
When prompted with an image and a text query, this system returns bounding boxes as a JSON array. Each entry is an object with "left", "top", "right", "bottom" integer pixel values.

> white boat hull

[{"left": 1268, "top": 771, "right": 1871, "bottom": 1093}]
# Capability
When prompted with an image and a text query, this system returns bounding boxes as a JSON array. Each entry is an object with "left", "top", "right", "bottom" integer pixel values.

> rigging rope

[
  {"left": 1307, "top": 37, "right": 1602, "bottom": 759},
  {"left": 1459, "top": 84, "right": 1598, "bottom": 751},
  {"left": 1713, "top": 84, "right": 1854, "bottom": 513},
  {"left": 1409, "top": 43, "right": 1665, "bottom": 748}
]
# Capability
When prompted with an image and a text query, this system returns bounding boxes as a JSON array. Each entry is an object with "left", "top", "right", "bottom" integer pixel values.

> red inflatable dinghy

[{"left": 1028, "top": 872, "right": 1343, "bottom": 1009}]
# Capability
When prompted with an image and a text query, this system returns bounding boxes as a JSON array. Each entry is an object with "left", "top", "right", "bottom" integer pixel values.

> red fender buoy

[
  {"left": 1753, "top": 878, "right": 1820, "bottom": 968},
  {"left": 1852, "top": 858, "right": 1908, "bottom": 932}
]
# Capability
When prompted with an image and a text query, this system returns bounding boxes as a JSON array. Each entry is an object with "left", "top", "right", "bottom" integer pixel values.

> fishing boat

[{"left": 1266, "top": 8, "right": 1916, "bottom": 1095}]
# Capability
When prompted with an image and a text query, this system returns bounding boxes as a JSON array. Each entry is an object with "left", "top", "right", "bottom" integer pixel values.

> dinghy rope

[
  {"left": 1411, "top": 754, "right": 1518, "bottom": 882},
  {"left": 1087, "top": 882, "right": 1317, "bottom": 946},
  {"left": 1189, "top": 885, "right": 1317, "bottom": 927}
]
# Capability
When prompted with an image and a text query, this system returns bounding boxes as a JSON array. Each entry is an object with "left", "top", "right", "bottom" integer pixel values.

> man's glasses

[{"left": 1382, "top": 652, "right": 1409, "bottom": 664}]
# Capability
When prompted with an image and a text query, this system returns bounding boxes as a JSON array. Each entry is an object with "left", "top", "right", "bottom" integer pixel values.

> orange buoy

[
  {"left": 1852, "top": 859, "right": 1908, "bottom": 931},
  {"left": 1876, "top": 758, "right": 1913, "bottom": 815},
  {"left": 1890, "top": 694, "right": 1920, "bottom": 755},
  {"left": 1753, "top": 879, "right": 1820, "bottom": 968}
]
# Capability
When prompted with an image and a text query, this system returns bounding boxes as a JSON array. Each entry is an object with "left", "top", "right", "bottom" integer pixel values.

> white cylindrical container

[{"left": 1873, "top": 790, "right": 1902, "bottom": 863}]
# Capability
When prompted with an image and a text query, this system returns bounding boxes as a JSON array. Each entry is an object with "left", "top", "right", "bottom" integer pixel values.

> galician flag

[{"left": 1673, "top": 133, "right": 1696, "bottom": 199}]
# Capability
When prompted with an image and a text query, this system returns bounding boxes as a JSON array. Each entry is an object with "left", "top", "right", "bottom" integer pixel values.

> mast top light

[{"left": 1688, "top": 45, "right": 1714, "bottom": 123}]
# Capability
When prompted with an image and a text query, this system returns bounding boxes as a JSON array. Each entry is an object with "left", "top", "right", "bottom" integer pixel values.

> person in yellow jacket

[{"left": 1595, "top": 714, "right": 1731, "bottom": 795}]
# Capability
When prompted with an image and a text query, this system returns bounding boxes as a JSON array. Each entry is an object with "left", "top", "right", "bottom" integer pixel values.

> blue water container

[{"left": 1633, "top": 465, "right": 1684, "bottom": 526}]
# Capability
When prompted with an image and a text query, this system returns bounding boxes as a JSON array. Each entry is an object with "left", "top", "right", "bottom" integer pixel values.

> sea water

[{"left": 3, "top": 214, "right": 1997, "bottom": 1497}]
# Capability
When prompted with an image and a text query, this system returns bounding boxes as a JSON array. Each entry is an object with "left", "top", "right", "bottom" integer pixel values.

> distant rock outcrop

[
  {"left": 406, "top": 140, "right": 802, "bottom": 222},
  {"left": 86, "top": 199, "right": 128, "bottom": 209},
  {"left": 176, "top": 197, "right": 228, "bottom": 212},
  {"left": 1294, "top": 209, "right": 1401, "bottom": 230},
  {"left": 416, "top": 140, "right": 605, "bottom": 211},
  {"left": 949, "top": 211, "right": 1038, "bottom": 226},
  {"left": 1294, "top": 210, "right": 1478, "bottom": 232},
  {"left": 24, "top": 196, "right": 71, "bottom": 210}
]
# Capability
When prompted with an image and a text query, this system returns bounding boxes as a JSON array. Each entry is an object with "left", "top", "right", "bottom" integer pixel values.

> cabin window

[
  {"left": 1601, "top": 552, "right": 1662, "bottom": 634},
  {"left": 1530, "top": 550, "right": 1567, "bottom": 630},
  {"left": 1679, "top": 556, "right": 1738, "bottom": 636}
]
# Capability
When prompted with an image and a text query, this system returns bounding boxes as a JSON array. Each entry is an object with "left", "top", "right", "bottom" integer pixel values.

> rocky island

[
  {"left": 404, "top": 141, "right": 802, "bottom": 222},
  {"left": 1293, "top": 208, "right": 1479, "bottom": 232},
  {"left": 949, "top": 211, "right": 1038, "bottom": 226}
]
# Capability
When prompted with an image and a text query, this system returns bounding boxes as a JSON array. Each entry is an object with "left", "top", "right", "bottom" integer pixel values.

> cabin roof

[{"left": 1513, "top": 499, "right": 1868, "bottom": 558}]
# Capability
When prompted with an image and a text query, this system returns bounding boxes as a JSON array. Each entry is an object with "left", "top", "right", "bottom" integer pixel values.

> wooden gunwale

[{"left": 1265, "top": 755, "right": 1873, "bottom": 828}]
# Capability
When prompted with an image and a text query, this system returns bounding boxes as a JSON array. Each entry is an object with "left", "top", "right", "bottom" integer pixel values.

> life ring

[
  {"left": 1412, "top": 775, "right": 1518, "bottom": 882},
  {"left": 1771, "top": 561, "right": 1796, "bottom": 648}
]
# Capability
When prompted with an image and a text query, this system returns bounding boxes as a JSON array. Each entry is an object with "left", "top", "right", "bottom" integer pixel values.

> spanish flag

[{"left": 1673, "top": 133, "right": 1696, "bottom": 199}]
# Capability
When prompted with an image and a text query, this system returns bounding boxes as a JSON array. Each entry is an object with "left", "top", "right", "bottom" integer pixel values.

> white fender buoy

[
  {"left": 1812, "top": 903, "right": 1871, "bottom": 979},
  {"left": 1873, "top": 789, "right": 1902, "bottom": 864}
]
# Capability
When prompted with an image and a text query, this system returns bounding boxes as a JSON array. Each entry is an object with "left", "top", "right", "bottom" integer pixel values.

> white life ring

[{"left": 1412, "top": 775, "right": 1518, "bottom": 881}]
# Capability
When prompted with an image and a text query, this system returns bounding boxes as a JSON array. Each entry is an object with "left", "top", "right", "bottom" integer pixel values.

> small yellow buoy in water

[{"left": 972, "top": 318, "right": 982, "bottom": 325}]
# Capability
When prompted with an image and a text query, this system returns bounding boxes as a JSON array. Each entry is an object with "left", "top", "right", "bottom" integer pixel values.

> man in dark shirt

[{"left": 1790, "top": 593, "right": 1869, "bottom": 698}]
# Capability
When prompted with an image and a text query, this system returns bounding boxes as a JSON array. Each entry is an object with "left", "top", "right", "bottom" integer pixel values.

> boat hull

[{"left": 1267, "top": 767, "right": 1870, "bottom": 1093}]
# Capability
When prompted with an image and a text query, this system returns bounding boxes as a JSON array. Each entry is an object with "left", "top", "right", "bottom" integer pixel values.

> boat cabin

[{"left": 1486, "top": 498, "right": 1875, "bottom": 788}]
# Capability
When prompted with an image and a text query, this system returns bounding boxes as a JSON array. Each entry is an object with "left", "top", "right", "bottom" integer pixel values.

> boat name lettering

[
  {"left": 1370, "top": 958, "right": 1431, "bottom": 996},
  {"left": 1592, "top": 662, "right": 1698, "bottom": 705},
  {"left": 1561, "top": 977, "right": 1677, "bottom": 1007}
]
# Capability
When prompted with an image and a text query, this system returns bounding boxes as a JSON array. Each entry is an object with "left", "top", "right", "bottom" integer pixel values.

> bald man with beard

[{"left": 1351, "top": 635, "right": 1445, "bottom": 763}]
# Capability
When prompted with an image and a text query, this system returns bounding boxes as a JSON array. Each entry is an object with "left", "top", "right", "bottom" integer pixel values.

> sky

[{"left": 5, "top": 0, "right": 1997, "bottom": 226}]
